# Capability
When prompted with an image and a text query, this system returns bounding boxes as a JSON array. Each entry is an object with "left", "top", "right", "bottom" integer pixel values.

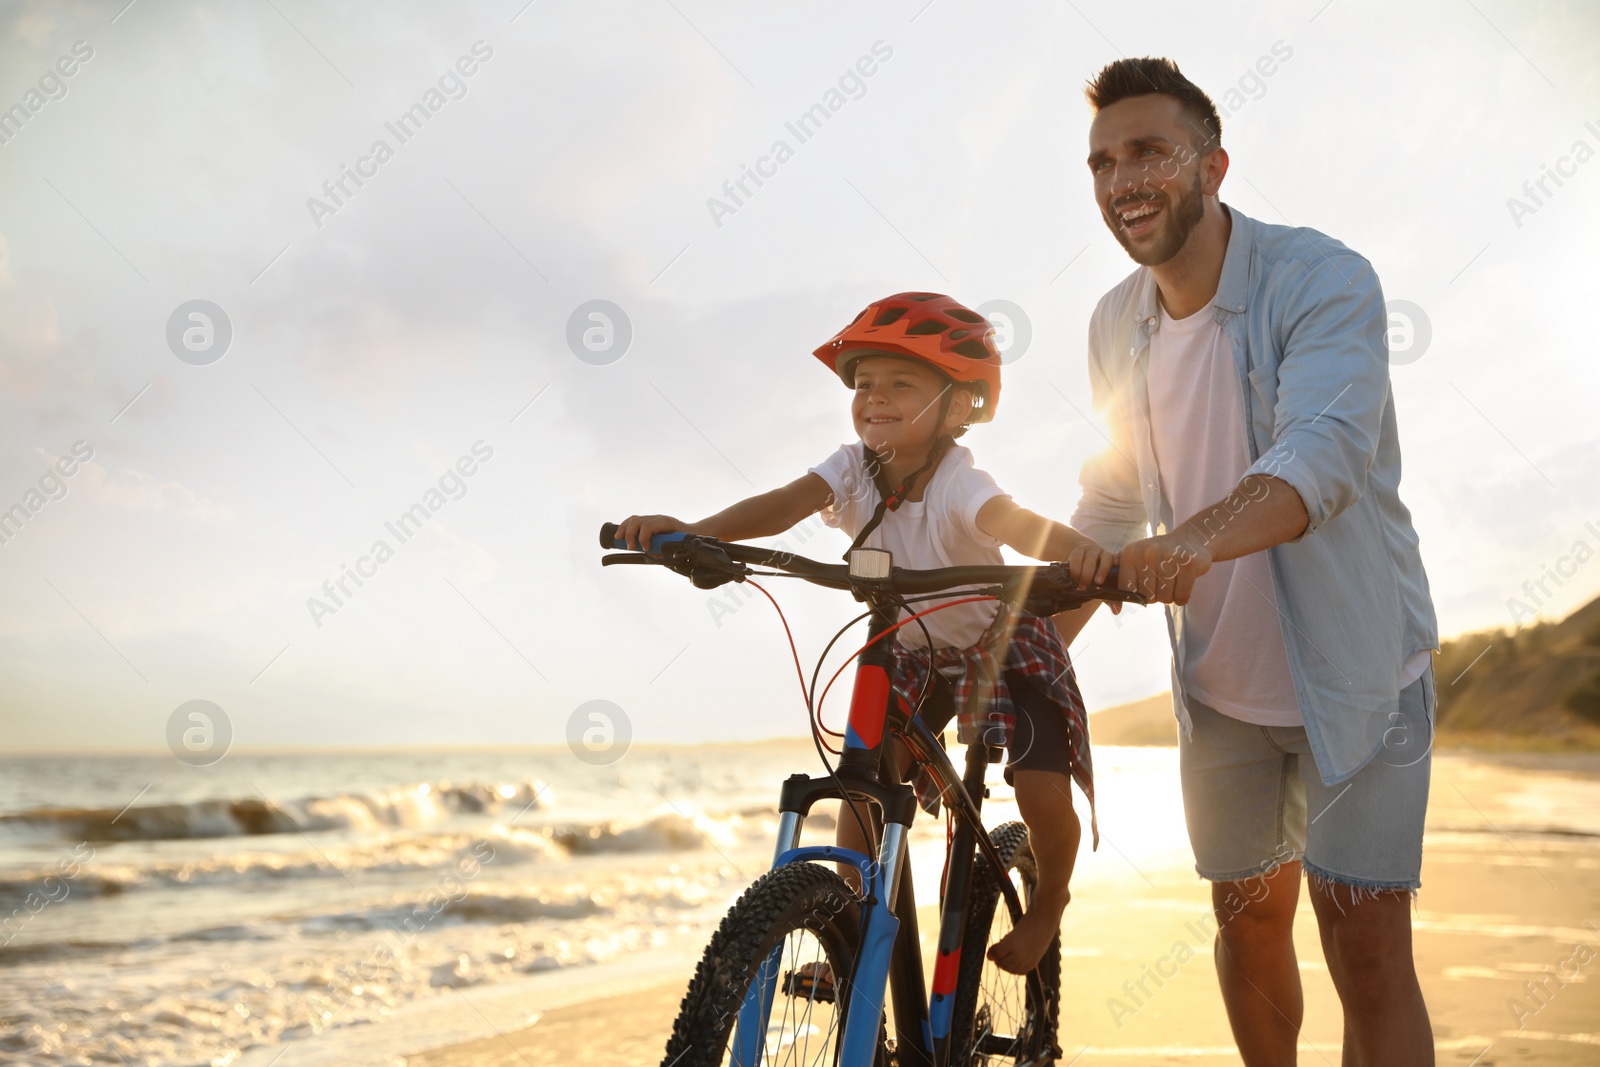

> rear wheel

[
  {"left": 660, "top": 861, "right": 887, "bottom": 1067},
  {"left": 949, "top": 821, "right": 1061, "bottom": 1065}
]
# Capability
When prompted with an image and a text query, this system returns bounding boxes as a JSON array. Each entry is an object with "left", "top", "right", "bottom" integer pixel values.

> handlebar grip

[
  {"left": 598, "top": 522, "right": 691, "bottom": 555},
  {"left": 1046, "top": 560, "right": 1121, "bottom": 586}
]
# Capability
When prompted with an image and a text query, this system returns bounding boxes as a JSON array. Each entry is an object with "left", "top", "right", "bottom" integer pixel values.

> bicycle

[{"left": 598, "top": 523, "right": 1144, "bottom": 1067}]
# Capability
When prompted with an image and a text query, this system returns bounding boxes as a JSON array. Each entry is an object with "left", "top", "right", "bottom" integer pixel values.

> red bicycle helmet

[{"left": 813, "top": 292, "right": 1003, "bottom": 423}]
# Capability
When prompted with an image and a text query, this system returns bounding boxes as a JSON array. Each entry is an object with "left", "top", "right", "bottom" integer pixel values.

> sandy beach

[
  {"left": 11, "top": 745, "right": 1592, "bottom": 1066},
  {"left": 405, "top": 751, "right": 1600, "bottom": 1066}
]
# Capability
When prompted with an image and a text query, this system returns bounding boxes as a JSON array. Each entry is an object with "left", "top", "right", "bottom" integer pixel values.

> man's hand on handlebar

[
  {"left": 616, "top": 514, "right": 694, "bottom": 552},
  {"left": 1114, "top": 530, "right": 1214, "bottom": 605}
]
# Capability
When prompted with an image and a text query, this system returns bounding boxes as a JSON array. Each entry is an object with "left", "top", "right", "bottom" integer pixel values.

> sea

[{"left": 2, "top": 743, "right": 1596, "bottom": 1066}]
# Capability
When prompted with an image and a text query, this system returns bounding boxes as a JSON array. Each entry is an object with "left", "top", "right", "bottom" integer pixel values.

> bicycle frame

[
  {"left": 755, "top": 600, "right": 1031, "bottom": 1067},
  {"left": 597, "top": 524, "right": 1136, "bottom": 1066}
]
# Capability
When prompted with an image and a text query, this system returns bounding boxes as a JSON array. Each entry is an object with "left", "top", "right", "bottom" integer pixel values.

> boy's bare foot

[{"left": 985, "top": 898, "right": 1066, "bottom": 974}]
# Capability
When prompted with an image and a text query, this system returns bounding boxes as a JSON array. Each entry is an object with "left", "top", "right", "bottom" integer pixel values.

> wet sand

[{"left": 406, "top": 753, "right": 1600, "bottom": 1065}]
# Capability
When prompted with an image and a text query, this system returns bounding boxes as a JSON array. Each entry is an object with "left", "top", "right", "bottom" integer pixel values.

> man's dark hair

[{"left": 1084, "top": 57, "right": 1222, "bottom": 155}]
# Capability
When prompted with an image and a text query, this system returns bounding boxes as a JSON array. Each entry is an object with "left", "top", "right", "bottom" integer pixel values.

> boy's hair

[{"left": 1084, "top": 57, "right": 1222, "bottom": 155}]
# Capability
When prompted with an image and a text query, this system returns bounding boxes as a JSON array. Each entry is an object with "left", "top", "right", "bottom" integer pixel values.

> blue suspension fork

[
  {"left": 832, "top": 603, "right": 932, "bottom": 1065},
  {"left": 733, "top": 830, "right": 913, "bottom": 1067},
  {"left": 732, "top": 842, "right": 893, "bottom": 1067},
  {"left": 734, "top": 605, "right": 930, "bottom": 1067}
]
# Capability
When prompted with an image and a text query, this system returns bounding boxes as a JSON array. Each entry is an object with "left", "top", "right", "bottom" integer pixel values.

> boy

[{"left": 617, "top": 292, "right": 1114, "bottom": 974}]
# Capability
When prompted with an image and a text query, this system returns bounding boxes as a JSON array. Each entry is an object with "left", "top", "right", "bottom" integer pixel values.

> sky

[{"left": 0, "top": 0, "right": 1597, "bottom": 754}]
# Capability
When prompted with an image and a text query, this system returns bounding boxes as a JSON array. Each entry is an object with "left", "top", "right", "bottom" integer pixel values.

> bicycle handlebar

[{"left": 598, "top": 522, "right": 1147, "bottom": 612}]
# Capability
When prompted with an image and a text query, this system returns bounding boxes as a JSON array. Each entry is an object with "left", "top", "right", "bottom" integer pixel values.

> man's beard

[{"left": 1104, "top": 170, "right": 1206, "bottom": 266}]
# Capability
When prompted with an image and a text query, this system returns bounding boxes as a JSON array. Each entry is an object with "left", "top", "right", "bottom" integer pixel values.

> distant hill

[
  {"left": 1434, "top": 594, "right": 1600, "bottom": 748},
  {"left": 1090, "top": 692, "right": 1176, "bottom": 747},
  {"left": 1087, "top": 595, "right": 1600, "bottom": 751}
]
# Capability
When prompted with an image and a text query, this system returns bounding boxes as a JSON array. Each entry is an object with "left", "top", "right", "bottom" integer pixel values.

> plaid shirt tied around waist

[{"left": 891, "top": 608, "right": 1098, "bottom": 848}]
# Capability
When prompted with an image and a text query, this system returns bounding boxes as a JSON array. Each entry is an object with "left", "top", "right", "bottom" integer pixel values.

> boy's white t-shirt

[{"left": 809, "top": 442, "right": 1009, "bottom": 650}]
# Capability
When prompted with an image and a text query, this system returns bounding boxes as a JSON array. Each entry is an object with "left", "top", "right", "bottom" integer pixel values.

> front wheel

[
  {"left": 949, "top": 821, "right": 1061, "bottom": 1065},
  {"left": 661, "top": 861, "right": 887, "bottom": 1067}
]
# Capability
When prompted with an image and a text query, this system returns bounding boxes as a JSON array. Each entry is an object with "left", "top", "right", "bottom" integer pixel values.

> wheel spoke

[
  {"left": 950, "top": 825, "right": 1059, "bottom": 1066},
  {"left": 664, "top": 862, "right": 872, "bottom": 1067},
  {"left": 724, "top": 927, "right": 845, "bottom": 1067}
]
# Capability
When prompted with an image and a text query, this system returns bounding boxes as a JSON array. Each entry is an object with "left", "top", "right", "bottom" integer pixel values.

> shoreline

[
  {"left": 396, "top": 751, "right": 1600, "bottom": 1065},
  {"left": 404, "top": 839, "right": 1600, "bottom": 1065}
]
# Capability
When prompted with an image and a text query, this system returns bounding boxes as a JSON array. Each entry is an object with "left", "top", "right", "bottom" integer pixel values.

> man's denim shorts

[{"left": 1177, "top": 666, "right": 1435, "bottom": 892}]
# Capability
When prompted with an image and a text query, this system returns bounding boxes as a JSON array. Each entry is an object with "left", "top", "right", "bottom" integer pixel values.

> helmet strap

[{"left": 845, "top": 391, "right": 955, "bottom": 559}]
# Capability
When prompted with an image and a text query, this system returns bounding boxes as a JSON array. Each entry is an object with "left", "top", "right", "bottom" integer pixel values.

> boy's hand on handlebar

[
  {"left": 1064, "top": 543, "right": 1116, "bottom": 590},
  {"left": 1063, "top": 542, "right": 1122, "bottom": 614},
  {"left": 617, "top": 514, "right": 692, "bottom": 552}
]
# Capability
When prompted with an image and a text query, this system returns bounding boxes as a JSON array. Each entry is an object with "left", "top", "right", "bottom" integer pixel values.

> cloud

[
  {"left": 73, "top": 461, "right": 234, "bottom": 525},
  {"left": 1, "top": 2, "right": 1597, "bottom": 750},
  {"left": 0, "top": 236, "right": 65, "bottom": 397},
  {"left": 6, "top": 3, "right": 63, "bottom": 49},
  {"left": 406, "top": 519, "right": 498, "bottom": 587}
]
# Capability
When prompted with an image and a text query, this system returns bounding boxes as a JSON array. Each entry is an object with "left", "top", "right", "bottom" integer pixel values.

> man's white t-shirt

[
  {"left": 1146, "top": 302, "right": 1429, "bottom": 727},
  {"left": 1146, "top": 301, "right": 1303, "bottom": 726},
  {"left": 809, "top": 443, "right": 1007, "bottom": 650}
]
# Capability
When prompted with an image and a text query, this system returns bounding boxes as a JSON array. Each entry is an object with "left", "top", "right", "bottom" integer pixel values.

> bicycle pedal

[{"left": 781, "top": 968, "right": 836, "bottom": 1003}]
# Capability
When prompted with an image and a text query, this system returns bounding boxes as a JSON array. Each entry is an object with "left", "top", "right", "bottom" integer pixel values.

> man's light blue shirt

[{"left": 1071, "top": 203, "right": 1438, "bottom": 785}]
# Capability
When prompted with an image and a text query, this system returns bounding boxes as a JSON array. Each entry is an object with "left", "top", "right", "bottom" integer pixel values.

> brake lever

[
  {"left": 675, "top": 542, "right": 744, "bottom": 590},
  {"left": 599, "top": 546, "right": 746, "bottom": 590}
]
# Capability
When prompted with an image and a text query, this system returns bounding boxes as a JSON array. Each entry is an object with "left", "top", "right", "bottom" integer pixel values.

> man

[{"left": 1058, "top": 57, "right": 1440, "bottom": 1066}]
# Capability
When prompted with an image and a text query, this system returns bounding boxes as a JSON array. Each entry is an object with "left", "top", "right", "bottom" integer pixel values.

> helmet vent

[
  {"left": 946, "top": 308, "right": 984, "bottom": 324},
  {"left": 872, "top": 307, "right": 907, "bottom": 327},
  {"left": 905, "top": 319, "right": 947, "bottom": 336},
  {"left": 949, "top": 328, "right": 970, "bottom": 340},
  {"left": 952, "top": 340, "right": 991, "bottom": 360}
]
